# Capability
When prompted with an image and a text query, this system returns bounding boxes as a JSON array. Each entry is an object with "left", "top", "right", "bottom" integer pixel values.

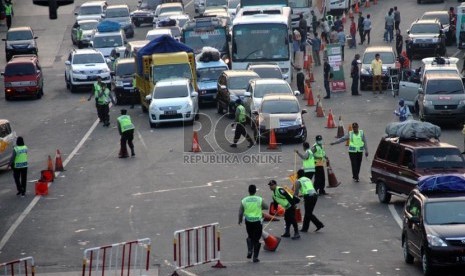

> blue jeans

[{"left": 386, "top": 25, "right": 394, "bottom": 42}]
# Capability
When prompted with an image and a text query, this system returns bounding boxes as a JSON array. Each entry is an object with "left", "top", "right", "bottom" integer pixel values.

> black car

[
  {"left": 111, "top": 58, "right": 139, "bottom": 105},
  {"left": 402, "top": 175, "right": 465, "bottom": 276},
  {"left": 130, "top": 0, "right": 163, "bottom": 27},
  {"left": 420, "top": 11, "right": 453, "bottom": 46},
  {"left": 2, "top": 27, "right": 38, "bottom": 62},
  {"left": 406, "top": 19, "right": 446, "bottom": 59}
]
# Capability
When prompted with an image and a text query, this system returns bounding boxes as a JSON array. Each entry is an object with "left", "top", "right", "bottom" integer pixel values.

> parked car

[
  {"left": 252, "top": 94, "right": 307, "bottom": 143},
  {"left": 370, "top": 136, "right": 465, "bottom": 204},
  {"left": 1, "top": 55, "right": 44, "bottom": 100},
  {"left": 146, "top": 78, "right": 199, "bottom": 127},
  {"left": 111, "top": 58, "right": 139, "bottom": 105},
  {"left": 2, "top": 26, "right": 38, "bottom": 62},
  {"left": 0, "top": 119, "right": 16, "bottom": 168},
  {"left": 71, "top": 19, "right": 99, "bottom": 47},
  {"left": 406, "top": 19, "right": 446, "bottom": 59},
  {"left": 74, "top": 1, "right": 107, "bottom": 21},
  {"left": 402, "top": 175, "right": 465, "bottom": 276},
  {"left": 359, "top": 46, "right": 396, "bottom": 91},
  {"left": 103, "top": 4, "right": 134, "bottom": 38}
]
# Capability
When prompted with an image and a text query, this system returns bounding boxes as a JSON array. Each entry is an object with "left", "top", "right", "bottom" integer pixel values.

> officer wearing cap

[
  {"left": 394, "top": 99, "right": 411, "bottom": 122},
  {"left": 231, "top": 98, "right": 254, "bottom": 148},
  {"left": 293, "top": 169, "right": 324, "bottom": 232},
  {"left": 117, "top": 109, "right": 135, "bottom": 158},
  {"left": 268, "top": 180, "right": 300, "bottom": 240},
  {"left": 238, "top": 184, "right": 268, "bottom": 263},
  {"left": 312, "top": 135, "right": 329, "bottom": 195}
]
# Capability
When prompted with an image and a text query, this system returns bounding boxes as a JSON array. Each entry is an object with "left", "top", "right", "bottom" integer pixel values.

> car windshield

[
  {"left": 362, "top": 52, "right": 396, "bottom": 64},
  {"left": 4, "top": 64, "right": 36, "bottom": 76},
  {"left": 261, "top": 99, "right": 299, "bottom": 114},
  {"left": 197, "top": 66, "right": 227, "bottom": 81},
  {"left": 250, "top": 67, "right": 283, "bottom": 79},
  {"left": 425, "top": 201, "right": 465, "bottom": 225},
  {"left": 73, "top": 53, "right": 105, "bottom": 64},
  {"left": 425, "top": 79, "right": 464, "bottom": 95},
  {"left": 410, "top": 23, "right": 440, "bottom": 34},
  {"left": 93, "top": 35, "right": 123, "bottom": 48},
  {"left": 160, "top": 6, "right": 183, "bottom": 14},
  {"left": 228, "top": 0, "right": 240, "bottom": 9},
  {"left": 421, "top": 14, "right": 449, "bottom": 26},
  {"left": 79, "top": 22, "right": 99, "bottom": 30},
  {"left": 183, "top": 28, "right": 227, "bottom": 53},
  {"left": 116, "top": 62, "right": 135, "bottom": 76},
  {"left": 254, "top": 83, "right": 291, "bottom": 98},
  {"left": 80, "top": 6, "right": 102, "bottom": 15},
  {"left": 416, "top": 148, "right": 465, "bottom": 169},
  {"left": 228, "top": 76, "right": 257, "bottom": 90},
  {"left": 153, "top": 84, "right": 188, "bottom": 99},
  {"left": 207, "top": 0, "right": 227, "bottom": 6},
  {"left": 106, "top": 8, "right": 130, "bottom": 18},
  {"left": 140, "top": 0, "right": 160, "bottom": 9},
  {"left": 7, "top": 30, "right": 33, "bottom": 41}
]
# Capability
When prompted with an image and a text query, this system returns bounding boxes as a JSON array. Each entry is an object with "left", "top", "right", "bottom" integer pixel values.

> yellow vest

[
  {"left": 349, "top": 130, "right": 365, "bottom": 152},
  {"left": 242, "top": 195, "right": 263, "bottom": 222}
]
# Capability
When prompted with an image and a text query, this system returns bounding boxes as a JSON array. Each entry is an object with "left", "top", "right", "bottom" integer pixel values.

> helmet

[{"left": 315, "top": 135, "right": 323, "bottom": 141}]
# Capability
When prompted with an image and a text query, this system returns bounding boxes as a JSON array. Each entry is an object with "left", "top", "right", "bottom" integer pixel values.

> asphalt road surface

[{"left": 0, "top": 0, "right": 464, "bottom": 275}]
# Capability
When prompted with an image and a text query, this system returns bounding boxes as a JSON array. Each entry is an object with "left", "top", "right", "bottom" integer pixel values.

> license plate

[
  {"left": 16, "top": 88, "right": 25, "bottom": 92},
  {"left": 165, "top": 110, "right": 177, "bottom": 115}
]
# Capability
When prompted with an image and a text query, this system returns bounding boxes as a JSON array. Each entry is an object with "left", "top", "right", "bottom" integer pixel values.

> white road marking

[
  {"left": 137, "top": 129, "right": 148, "bottom": 150},
  {"left": 0, "top": 118, "right": 100, "bottom": 252},
  {"left": 388, "top": 204, "right": 403, "bottom": 229},
  {"left": 452, "top": 49, "right": 462, "bottom": 57},
  {"left": 185, "top": 0, "right": 193, "bottom": 8}
]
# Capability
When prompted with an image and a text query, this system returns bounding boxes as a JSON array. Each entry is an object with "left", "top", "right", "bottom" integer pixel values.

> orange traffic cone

[
  {"left": 263, "top": 211, "right": 280, "bottom": 222},
  {"left": 326, "top": 160, "right": 341, "bottom": 188},
  {"left": 308, "top": 68, "right": 315, "bottom": 82},
  {"left": 336, "top": 116, "right": 345, "bottom": 138},
  {"left": 365, "top": 0, "right": 370, "bottom": 8},
  {"left": 316, "top": 100, "right": 325, "bottom": 117},
  {"left": 35, "top": 181, "right": 49, "bottom": 196},
  {"left": 348, "top": 7, "right": 354, "bottom": 19},
  {"left": 295, "top": 208, "right": 302, "bottom": 223},
  {"left": 191, "top": 131, "right": 201, "bottom": 152},
  {"left": 306, "top": 85, "right": 315, "bottom": 106},
  {"left": 346, "top": 124, "right": 353, "bottom": 146},
  {"left": 269, "top": 204, "right": 285, "bottom": 217},
  {"left": 47, "top": 155, "right": 54, "bottom": 174},
  {"left": 262, "top": 231, "right": 281, "bottom": 252},
  {"left": 55, "top": 150, "right": 64, "bottom": 172},
  {"left": 268, "top": 129, "right": 278, "bottom": 150},
  {"left": 326, "top": 109, "right": 336, "bottom": 128},
  {"left": 341, "top": 11, "right": 346, "bottom": 24}
]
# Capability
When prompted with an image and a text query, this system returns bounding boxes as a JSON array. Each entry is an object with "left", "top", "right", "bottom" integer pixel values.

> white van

[
  {"left": 0, "top": 120, "right": 16, "bottom": 168},
  {"left": 75, "top": 1, "right": 107, "bottom": 21}
]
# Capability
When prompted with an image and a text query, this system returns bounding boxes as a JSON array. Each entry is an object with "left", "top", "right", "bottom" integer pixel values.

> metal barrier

[
  {"left": 82, "top": 238, "right": 151, "bottom": 276},
  {"left": 0, "top": 256, "right": 35, "bottom": 276},
  {"left": 171, "top": 222, "right": 225, "bottom": 276}
]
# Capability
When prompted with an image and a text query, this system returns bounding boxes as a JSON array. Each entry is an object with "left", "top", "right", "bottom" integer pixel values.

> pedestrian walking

[
  {"left": 238, "top": 184, "right": 268, "bottom": 263},
  {"left": 334, "top": 16, "right": 342, "bottom": 32},
  {"left": 230, "top": 99, "right": 254, "bottom": 148},
  {"left": 97, "top": 83, "right": 113, "bottom": 127},
  {"left": 349, "top": 17, "right": 357, "bottom": 48},
  {"left": 311, "top": 10, "right": 318, "bottom": 34},
  {"left": 321, "top": 18, "right": 330, "bottom": 44},
  {"left": 357, "top": 12, "right": 365, "bottom": 45},
  {"left": 293, "top": 29, "right": 302, "bottom": 60},
  {"left": 88, "top": 76, "right": 104, "bottom": 122},
  {"left": 299, "top": 13, "right": 308, "bottom": 50},
  {"left": 371, "top": 53, "right": 383, "bottom": 94},
  {"left": 296, "top": 67, "right": 305, "bottom": 96},
  {"left": 117, "top": 109, "right": 135, "bottom": 158},
  {"left": 268, "top": 180, "right": 300, "bottom": 240},
  {"left": 312, "top": 135, "right": 328, "bottom": 195},
  {"left": 394, "top": 99, "right": 412, "bottom": 122},
  {"left": 293, "top": 169, "right": 324, "bottom": 232},
  {"left": 311, "top": 32, "right": 321, "bottom": 66},
  {"left": 8, "top": 136, "right": 27, "bottom": 197},
  {"left": 4, "top": 0, "right": 13, "bottom": 30},
  {"left": 395, "top": 30, "right": 403, "bottom": 57},
  {"left": 363, "top": 14, "right": 372, "bottom": 45},
  {"left": 384, "top": 9, "right": 394, "bottom": 43},
  {"left": 337, "top": 28, "right": 346, "bottom": 61},
  {"left": 330, "top": 122, "right": 369, "bottom": 182},
  {"left": 393, "top": 6, "right": 401, "bottom": 31},
  {"left": 295, "top": 142, "right": 315, "bottom": 180},
  {"left": 351, "top": 54, "right": 361, "bottom": 96},
  {"left": 323, "top": 58, "right": 332, "bottom": 99}
]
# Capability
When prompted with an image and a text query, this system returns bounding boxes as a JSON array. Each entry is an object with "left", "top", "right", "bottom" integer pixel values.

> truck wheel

[{"left": 377, "top": 181, "right": 391, "bottom": 204}]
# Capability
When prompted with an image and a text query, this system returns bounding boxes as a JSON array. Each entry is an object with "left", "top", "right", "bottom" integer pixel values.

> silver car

[{"left": 104, "top": 5, "right": 135, "bottom": 38}]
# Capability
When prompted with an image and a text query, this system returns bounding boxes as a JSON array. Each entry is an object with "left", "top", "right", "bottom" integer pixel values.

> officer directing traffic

[
  {"left": 268, "top": 180, "right": 300, "bottom": 240},
  {"left": 293, "top": 169, "right": 324, "bottom": 232},
  {"left": 295, "top": 142, "right": 315, "bottom": 179},
  {"left": 312, "top": 135, "right": 328, "bottom": 195},
  {"left": 230, "top": 98, "right": 254, "bottom": 148},
  {"left": 117, "top": 109, "right": 135, "bottom": 158},
  {"left": 238, "top": 184, "right": 268, "bottom": 263},
  {"left": 8, "top": 136, "right": 28, "bottom": 197},
  {"left": 88, "top": 76, "right": 104, "bottom": 123}
]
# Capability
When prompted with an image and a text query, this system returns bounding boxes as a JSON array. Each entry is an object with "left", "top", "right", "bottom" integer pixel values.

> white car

[
  {"left": 75, "top": 1, "right": 107, "bottom": 21},
  {"left": 152, "top": 3, "right": 184, "bottom": 25},
  {"left": 145, "top": 28, "right": 172, "bottom": 41},
  {"left": 64, "top": 49, "right": 111, "bottom": 93},
  {"left": 91, "top": 29, "right": 126, "bottom": 57},
  {"left": 146, "top": 78, "right": 199, "bottom": 127}
]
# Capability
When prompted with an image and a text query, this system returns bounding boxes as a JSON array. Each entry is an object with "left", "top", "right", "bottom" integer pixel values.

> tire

[
  {"left": 36, "top": 88, "right": 43, "bottom": 99},
  {"left": 377, "top": 181, "right": 391, "bottom": 204},
  {"left": 149, "top": 119, "right": 156, "bottom": 128},
  {"left": 70, "top": 83, "right": 77, "bottom": 93},
  {"left": 65, "top": 74, "right": 70, "bottom": 89},
  {"left": 422, "top": 251, "right": 435, "bottom": 276},
  {"left": 217, "top": 101, "right": 224, "bottom": 114},
  {"left": 403, "top": 238, "right": 414, "bottom": 264},
  {"left": 298, "top": 127, "right": 307, "bottom": 143},
  {"left": 5, "top": 95, "right": 11, "bottom": 101},
  {"left": 194, "top": 111, "right": 199, "bottom": 120}
]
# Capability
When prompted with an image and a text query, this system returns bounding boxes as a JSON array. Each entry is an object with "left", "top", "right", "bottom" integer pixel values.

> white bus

[{"left": 231, "top": 13, "right": 292, "bottom": 82}]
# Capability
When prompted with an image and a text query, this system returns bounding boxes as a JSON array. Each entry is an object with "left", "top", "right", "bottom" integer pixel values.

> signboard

[{"left": 326, "top": 43, "right": 346, "bottom": 93}]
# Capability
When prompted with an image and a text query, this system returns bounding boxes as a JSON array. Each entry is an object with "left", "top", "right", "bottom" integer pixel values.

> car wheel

[
  {"left": 422, "top": 251, "right": 435, "bottom": 276},
  {"left": 194, "top": 111, "right": 199, "bottom": 120},
  {"left": 36, "top": 89, "right": 43, "bottom": 99},
  {"left": 5, "top": 95, "right": 11, "bottom": 101},
  {"left": 217, "top": 101, "right": 224, "bottom": 114},
  {"left": 149, "top": 119, "right": 156, "bottom": 128},
  {"left": 377, "top": 181, "right": 391, "bottom": 204},
  {"left": 403, "top": 238, "right": 414, "bottom": 264},
  {"left": 298, "top": 127, "right": 307, "bottom": 143},
  {"left": 70, "top": 83, "right": 77, "bottom": 93},
  {"left": 65, "top": 74, "right": 70, "bottom": 89}
]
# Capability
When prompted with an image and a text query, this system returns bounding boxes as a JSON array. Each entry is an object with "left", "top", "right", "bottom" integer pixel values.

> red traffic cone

[
  {"left": 268, "top": 129, "right": 278, "bottom": 150},
  {"left": 40, "top": 170, "right": 54, "bottom": 182},
  {"left": 316, "top": 99, "right": 325, "bottom": 118},
  {"left": 326, "top": 160, "right": 341, "bottom": 188},
  {"left": 191, "top": 131, "right": 201, "bottom": 152},
  {"left": 35, "top": 181, "right": 49, "bottom": 196},
  {"left": 55, "top": 150, "right": 64, "bottom": 172},
  {"left": 46, "top": 155, "right": 55, "bottom": 181},
  {"left": 354, "top": 2, "right": 359, "bottom": 13},
  {"left": 295, "top": 207, "right": 302, "bottom": 223},
  {"left": 306, "top": 85, "right": 315, "bottom": 106},
  {"left": 335, "top": 115, "right": 345, "bottom": 138},
  {"left": 269, "top": 204, "right": 285, "bottom": 217},
  {"left": 262, "top": 230, "right": 281, "bottom": 252},
  {"left": 263, "top": 211, "right": 280, "bottom": 221},
  {"left": 326, "top": 109, "right": 336, "bottom": 128}
]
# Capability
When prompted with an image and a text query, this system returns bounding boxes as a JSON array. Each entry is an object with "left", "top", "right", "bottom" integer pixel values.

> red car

[{"left": 2, "top": 55, "right": 44, "bottom": 100}]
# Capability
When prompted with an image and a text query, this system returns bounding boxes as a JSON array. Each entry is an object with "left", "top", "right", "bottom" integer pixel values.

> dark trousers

[
  {"left": 304, "top": 171, "right": 314, "bottom": 180},
  {"left": 395, "top": 21, "right": 400, "bottom": 31},
  {"left": 13, "top": 167, "right": 27, "bottom": 194},
  {"left": 297, "top": 72, "right": 305, "bottom": 95},
  {"left": 120, "top": 129, "right": 134, "bottom": 157},
  {"left": 314, "top": 166, "right": 326, "bottom": 194},
  {"left": 6, "top": 15, "right": 11, "bottom": 29},
  {"left": 98, "top": 104, "right": 110, "bottom": 124},
  {"left": 245, "top": 220, "right": 262, "bottom": 249},
  {"left": 233, "top": 123, "right": 253, "bottom": 144},
  {"left": 341, "top": 45, "right": 345, "bottom": 61},
  {"left": 284, "top": 206, "right": 298, "bottom": 234},
  {"left": 363, "top": 29, "right": 371, "bottom": 44},
  {"left": 301, "top": 194, "right": 323, "bottom": 231},
  {"left": 349, "top": 152, "right": 363, "bottom": 180},
  {"left": 351, "top": 75, "right": 359, "bottom": 95},
  {"left": 359, "top": 29, "right": 364, "bottom": 44},
  {"left": 396, "top": 46, "right": 402, "bottom": 58},
  {"left": 324, "top": 79, "right": 330, "bottom": 98}
]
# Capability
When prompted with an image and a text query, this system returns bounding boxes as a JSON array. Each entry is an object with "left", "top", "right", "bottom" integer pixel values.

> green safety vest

[
  {"left": 349, "top": 130, "right": 365, "bottom": 153},
  {"left": 5, "top": 4, "right": 12, "bottom": 16},
  {"left": 14, "top": 145, "right": 28, "bottom": 168},
  {"left": 237, "top": 104, "right": 246, "bottom": 123},
  {"left": 313, "top": 143, "right": 326, "bottom": 166},
  {"left": 132, "top": 78, "right": 136, "bottom": 87},
  {"left": 273, "top": 186, "right": 292, "bottom": 209},
  {"left": 117, "top": 115, "right": 135, "bottom": 133},
  {"left": 97, "top": 88, "right": 110, "bottom": 105},
  {"left": 302, "top": 149, "right": 315, "bottom": 172},
  {"left": 77, "top": 28, "right": 83, "bottom": 41},
  {"left": 241, "top": 195, "right": 263, "bottom": 222},
  {"left": 93, "top": 82, "right": 102, "bottom": 97},
  {"left": 298, "top": 176, "right": 315, "bottom": 196}
]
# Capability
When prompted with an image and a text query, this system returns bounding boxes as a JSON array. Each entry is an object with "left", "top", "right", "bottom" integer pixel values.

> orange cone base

[
  {"left": 263, "top": 232, "right": 281, "bottom": 252},
  {"left": 35, "top": 181, "right": 49, "bottom": 196},
  {"left": 211, "top": 260, "right": 227, "bottom": 268},
  {"left": 269, "top": 204, "right": 285, "bottom": 217}
]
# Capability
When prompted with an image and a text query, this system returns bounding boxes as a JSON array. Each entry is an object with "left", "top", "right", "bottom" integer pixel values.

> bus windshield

[
  {"left": 232, "top": 23, "right": 289, "bottom": 62},
  {"left": 183, "top": 28, "right": 228, "bottom": 54}
]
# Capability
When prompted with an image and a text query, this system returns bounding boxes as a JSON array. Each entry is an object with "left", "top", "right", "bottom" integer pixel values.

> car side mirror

[
  {"left": 407, "top": 30, "right": 410, "bottom": 34},
  {"left": 74, "top": 12, "right": 78, "bottom": 16},
  {"left": 301, "top": 109, "right": 307, "bottom": 114},
  {"left": 409, "top": 216, "right": 420, "bottom": 224},
  {"left": 283, "top": 74, "right": 289, "bottom": 80},
  {"left": 244, "top": 92, "right": 251, "bottom": 97},
  {"left": 110, "top": 72, "right": 115, "bottom": 77},
  {"left": 64, "top": 61, "right": 71, "bottom": 65},
  {"left": 252, "top": 110, "right": 259, "bottom": 115},
  {"left": 294, "top": 90, "right": 300, "bottom": 96},
  {"left": 1, "top": 72, "right": 4, "bottom": 76},
  {"left": 145, "top": 95, "right": 152, "bottom": 102},
  {"left": 191, "top": 91, "right": 198, "bottom": 98},
  {"left": 101, "top": 14, "right": 106, "bottom": 19}
]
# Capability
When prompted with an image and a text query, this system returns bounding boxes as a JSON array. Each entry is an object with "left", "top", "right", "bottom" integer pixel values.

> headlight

[
  {"left": 431, "top": 38, "right": 439, "bottom": 43},
  {"left": 423, "top": 100, "right": 433, "bottom": 106},
  {"left": 229, "top": 94, "right": 238, "bottom": 101},
  {"left": 4, "top": 82, "right": 12, "bottom": 87},
  {"left": 427, "top": 234, "right": 447, "bottom": 247},
  {"left": 102, "top": 68, "right": 110, "bottom": 73},
  {"left": 6, "top": 44, "right": 13, "bottom": 49},
  {"left": 281, "top": 68, "right": 289, "bottom": 74},
  {"left": 150, "top": 104, "right": 158, "bottom": 111},
  {"left": 115, "top": 81, "right": 123, "bottom": 87},
  {"left": 27, "top": 44, "right": 34, "bottom": 48},
  {"left": 183, "top": 102, "right": 192, "bottom": 109},
  {"left": 295, "top": 116, "right": 302, "bottom": 126}
]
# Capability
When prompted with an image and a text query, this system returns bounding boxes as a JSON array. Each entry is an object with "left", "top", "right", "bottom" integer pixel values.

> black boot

[
  {"left": 253, "top": 243, "right": 261, "bottom": 263},
  {"left": 281, "top": 227, "right": 291, "bottom": 237},
  {"left": 292, "top": 230, "right": 300, "bottom": 240},
  {"left": 246, "top": 238, "right": 252, "bottom": 259}
]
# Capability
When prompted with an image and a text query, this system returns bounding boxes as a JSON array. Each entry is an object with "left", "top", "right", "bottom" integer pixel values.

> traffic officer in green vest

[
  {"left": 76, "top": 24, "right": 83, "bottom": 49},
  {"left": 7, "top": 136, "right": 28, "bottom": 196},
  {"left": 238, "top": 184, "right": 268, "bottom": 263},
  {"left": 295, "top": 142, "right": 315, "bottom": 179},
  {"left": 293, "top": 169, "right": 324, "bottom": 232},
  {"left": 330, "top": 122, "right": 369, "bottom": 182},
  {"left": 117, "top": 109, "right": 135, "bottom": 158},
  {"left": 312, "top": 135, "right": 328, "bottom": 195},
  {"left": 88, "top": 76, "right": 104, "bottom": 123},
  {"left": 268, "top": 179, "right": 300, "bottom": 240},
  {"left": 230, "top": 98, "right": 254, "bottom": 148},
  {"left": 97, "top": 82, "right": 114, "bottom": 127},
  {"left": 4, "top": 0, "right": 13, "bottom": 30}
]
